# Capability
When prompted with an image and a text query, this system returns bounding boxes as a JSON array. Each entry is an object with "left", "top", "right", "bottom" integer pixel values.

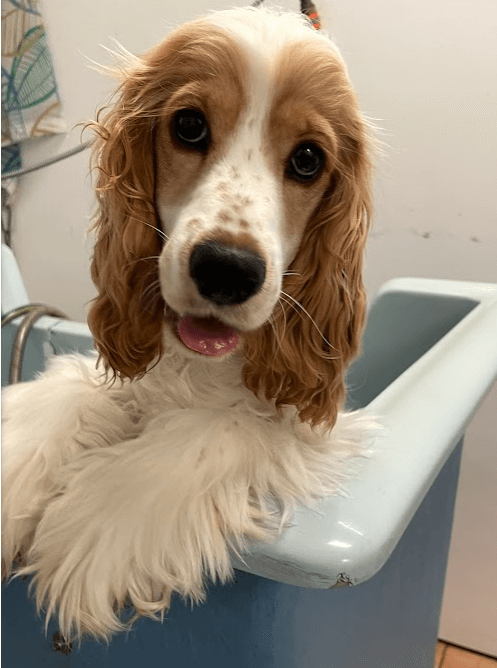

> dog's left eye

[
  {"left": 287, "top": 143, "right": 324, "bottom": 182},
  {"left": 173, "top": 109, "right": 209, "bottom": 149}
]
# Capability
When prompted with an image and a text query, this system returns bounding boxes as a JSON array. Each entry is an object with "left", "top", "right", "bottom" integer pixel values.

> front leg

[
  {"left": 1, "top": 354, "right": 139, "bottom": 579},
  {"left": 10, "top": 402, "right": 378, "bottom": 642},
  {"left": 17, "top": 412, "right": 240, "bottom": 643}
]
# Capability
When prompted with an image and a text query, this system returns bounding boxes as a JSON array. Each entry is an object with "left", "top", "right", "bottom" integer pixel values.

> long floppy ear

[
  {"left": 242, "top": 109, "right": 373, "bottom": 430},
  {"left": 86, "top": 49, "right": 165, "bottom": 380}
]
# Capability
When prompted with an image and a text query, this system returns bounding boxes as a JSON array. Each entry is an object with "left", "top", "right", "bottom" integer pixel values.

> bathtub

[{"left": 2, "top": 242, "right": 497, "bottom": 667}]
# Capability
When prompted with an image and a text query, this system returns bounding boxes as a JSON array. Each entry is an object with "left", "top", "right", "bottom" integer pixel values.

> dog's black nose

[{"left": 189, "top": 241, "right": 266, "bottom": 306}]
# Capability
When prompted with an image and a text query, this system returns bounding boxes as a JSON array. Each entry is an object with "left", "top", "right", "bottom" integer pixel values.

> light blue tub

[{"left": 2, "top": 243, "right": 497, "bottom": 667}]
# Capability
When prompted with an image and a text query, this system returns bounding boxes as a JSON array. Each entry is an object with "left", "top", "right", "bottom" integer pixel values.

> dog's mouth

[{"left": 166, "top": 307, "right": 240, "bottom": 357}]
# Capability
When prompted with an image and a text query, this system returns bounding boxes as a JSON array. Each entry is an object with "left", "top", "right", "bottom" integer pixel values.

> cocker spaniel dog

[{"left": 2, "top": 7, "right": 376, "bottom": 643}]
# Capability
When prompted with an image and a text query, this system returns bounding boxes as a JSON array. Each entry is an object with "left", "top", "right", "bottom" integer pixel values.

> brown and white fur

[{"left": 2, "top": 7, "right": 376, "bottom": 643}]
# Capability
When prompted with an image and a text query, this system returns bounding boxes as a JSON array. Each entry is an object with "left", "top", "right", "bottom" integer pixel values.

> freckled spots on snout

[
  {"left": 216, "top": 181, "right": 230, "bottom": 194},
  {"left": 186, "top": 218, "right": 202, "bottom": 231},
  {"left": 217, "top": 209, "right": 234, "bottom": 223}
]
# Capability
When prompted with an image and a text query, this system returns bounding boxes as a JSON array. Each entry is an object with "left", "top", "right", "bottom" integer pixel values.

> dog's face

[
  {"left": 88, "top": 8, "right": 372, "bottom": 427},
  {"left": 155, "top": 27, "right": 336, "bottom": 345}
]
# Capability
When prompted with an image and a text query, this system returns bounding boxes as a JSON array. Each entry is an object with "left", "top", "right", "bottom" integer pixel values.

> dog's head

[{"left": 88, "top": 7, "right": 373, "bottom": 429}]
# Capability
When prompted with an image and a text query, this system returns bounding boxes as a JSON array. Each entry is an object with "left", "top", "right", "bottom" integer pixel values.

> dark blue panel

[{"left": 1, "top": 578, "right": 69, "bottom": 668}]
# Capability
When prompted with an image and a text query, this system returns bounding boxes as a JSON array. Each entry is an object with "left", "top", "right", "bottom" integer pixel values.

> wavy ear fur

[
  {"left": 86, "top": 53, "right": 164, "bottom": 380},
  {"left": 242, "top": 111, "right": 373, "bottom": 430}
]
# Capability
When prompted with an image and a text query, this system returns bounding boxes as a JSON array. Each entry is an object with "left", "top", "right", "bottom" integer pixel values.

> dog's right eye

[{"left": 173, "top": 109, "right": 209, "bottom": 150}]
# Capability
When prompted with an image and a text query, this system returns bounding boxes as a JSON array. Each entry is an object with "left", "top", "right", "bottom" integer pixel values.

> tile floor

[{"left": 435, "top": 642, "right": 497, "bottom": 667}]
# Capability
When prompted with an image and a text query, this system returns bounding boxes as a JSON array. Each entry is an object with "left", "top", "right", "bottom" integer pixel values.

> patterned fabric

[
  {"left": 1, "top": 0, "right": 66, "bottom": 172},
  {"left": 1, "top": 142, "right": 20, "bottom": 172}
]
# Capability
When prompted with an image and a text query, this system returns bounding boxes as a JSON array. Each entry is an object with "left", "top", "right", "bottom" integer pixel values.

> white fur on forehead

[
  {"left": 96, "top": 8, "right": 343, "bottom": 82},
  {"left": 205, "top": 6, "right": 342, "bottom": 61}
]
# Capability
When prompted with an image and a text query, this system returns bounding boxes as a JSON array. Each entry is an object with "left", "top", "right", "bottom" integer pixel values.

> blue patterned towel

[{"left": 1, "top": 0, "right": 66, "bottom": 174}]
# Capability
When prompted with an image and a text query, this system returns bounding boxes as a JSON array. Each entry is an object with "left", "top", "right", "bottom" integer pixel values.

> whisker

[
  {"left": 280, "top": 290, "right": 339, "bottom": 354},
  {"left": 278, "top": 295, "right": 297, "bottom": 336},
  {"left": 126, "top": 255, "right": 161, "bottom": 267},
  {"left": 136, "top": 219, "right": 169, "bottom": 242},
  {"left": 276, "top": 297, "right": 288, "bottom": 341},
  {"left": 269, "top": 311, "right": 283, "bottom": 350},
  {"left": 140, "top": 279, "right": 162, "bottom": 313},
  {"left": 279, "top": 294, "right": 339, "bottom": 361},
  {"left": 141, "top": 277, "right": 161, "bottom": 299},
  {"left": 268, "top": 312, "right": 283, "bottom": 369}
]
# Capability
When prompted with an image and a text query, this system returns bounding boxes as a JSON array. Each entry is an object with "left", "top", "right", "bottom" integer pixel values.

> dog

[{"left": 2, "top": 7, "right": 376, "bottom": 643}]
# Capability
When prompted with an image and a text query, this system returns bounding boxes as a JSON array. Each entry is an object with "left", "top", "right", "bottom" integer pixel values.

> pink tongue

[{"left": 177, "top": 315, "right": 239, "bottom": 357}]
